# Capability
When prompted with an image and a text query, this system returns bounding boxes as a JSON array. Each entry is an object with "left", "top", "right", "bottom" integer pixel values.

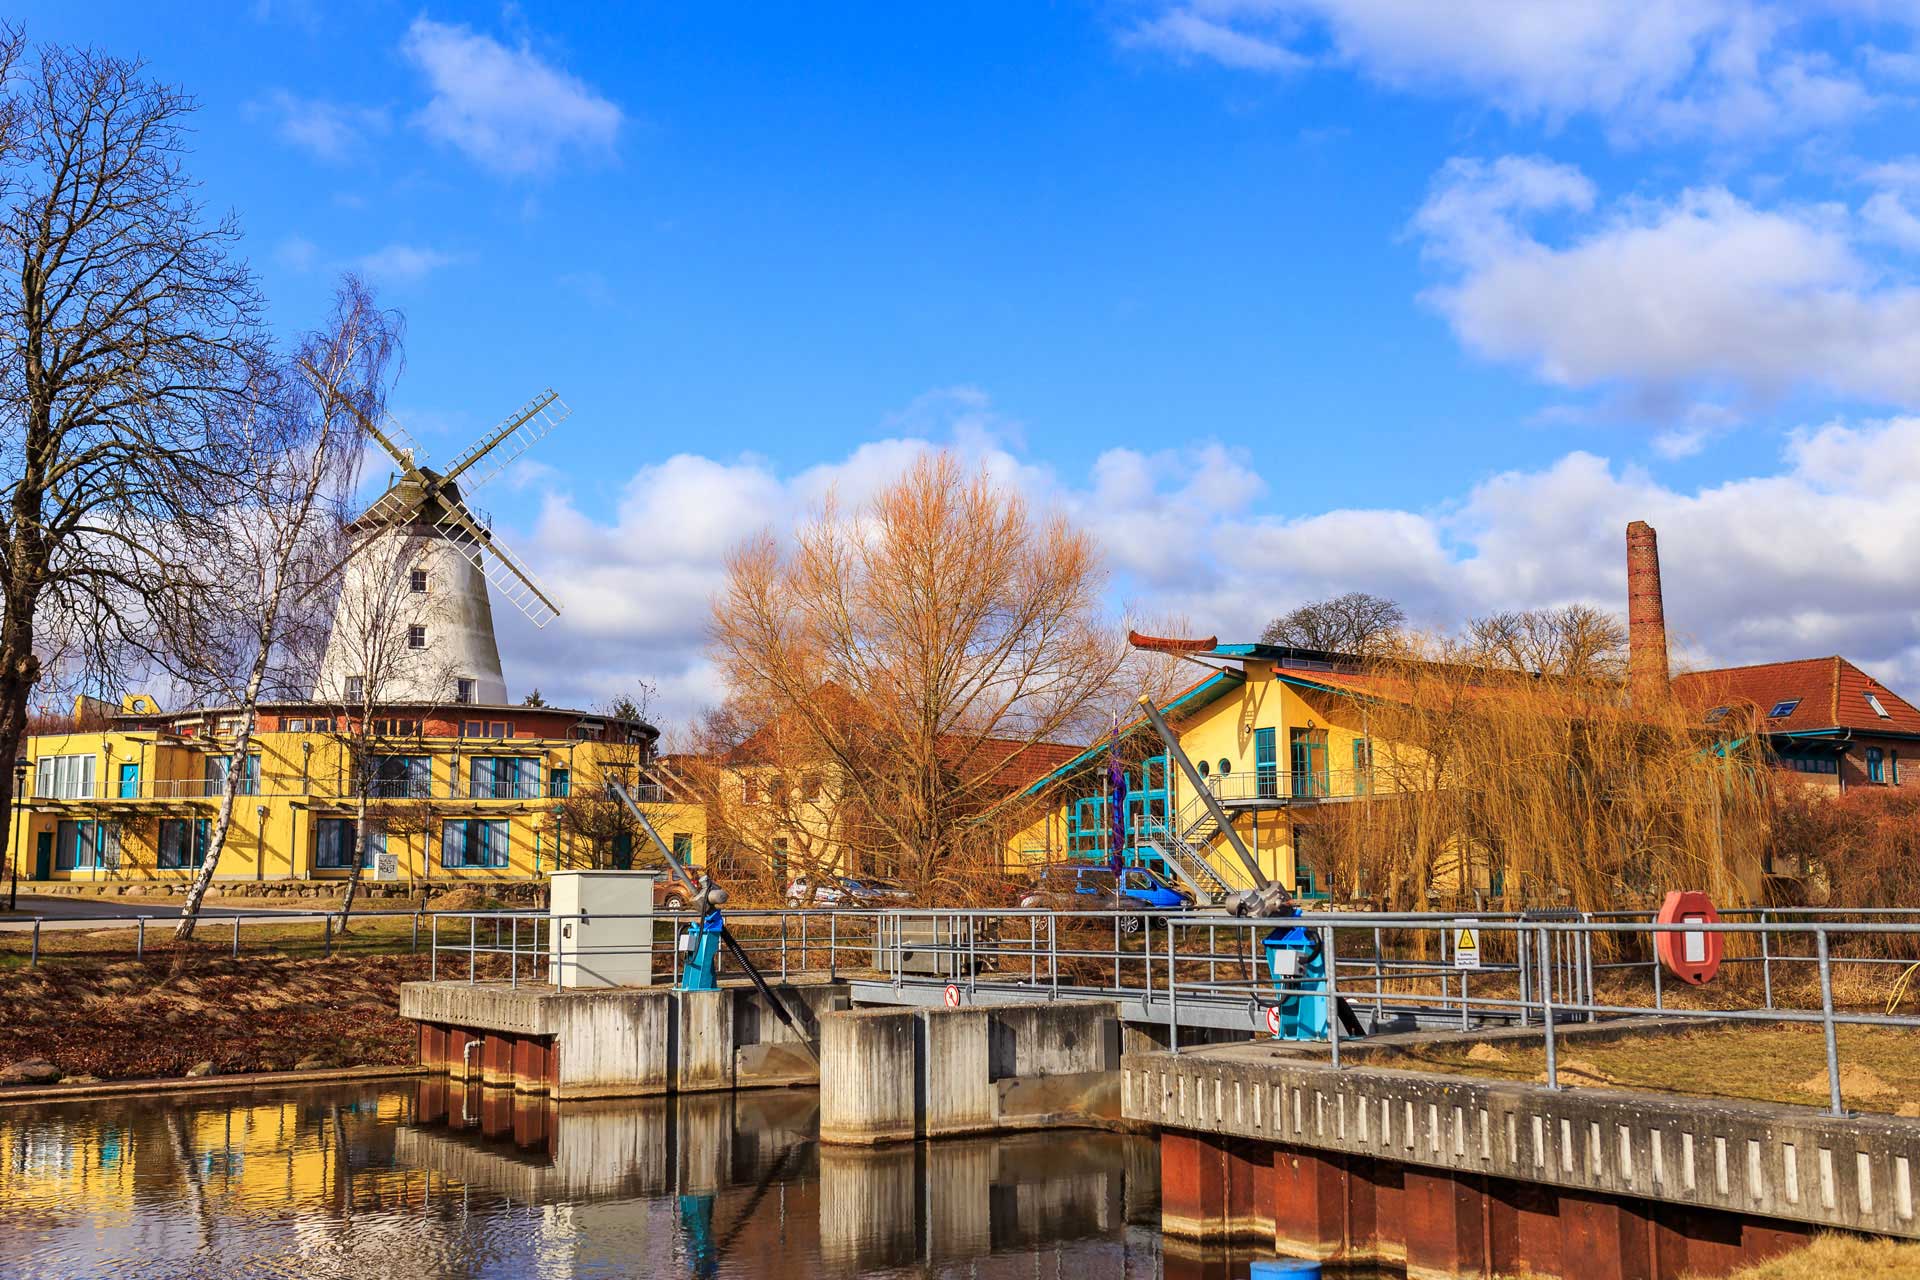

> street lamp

[{"left": 8, "top": 756, "right": 28, "bottom": 912}]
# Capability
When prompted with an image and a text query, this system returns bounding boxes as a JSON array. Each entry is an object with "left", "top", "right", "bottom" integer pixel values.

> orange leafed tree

[{"left": 710, "top": 452, "right": 1125, "bottom": 887}]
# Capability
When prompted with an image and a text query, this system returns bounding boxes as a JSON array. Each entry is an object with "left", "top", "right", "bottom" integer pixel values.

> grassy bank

[
  {"left": 0, "top": 946, "right": 466, "bottom": 1081},
  {"left": 1385, "top": 1024, "right": 1920, "bottom": 1115},
  {"left": 1714, "top": 1234, "right": 1920, "bottom": 1278}
]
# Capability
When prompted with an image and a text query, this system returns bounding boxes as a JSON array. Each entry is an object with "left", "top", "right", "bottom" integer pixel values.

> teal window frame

[
  {"left": 1253, "top": 728, "right": 1278, "bottom": 799},
  {"left": 469, "top": 756, "right": 540, "bottom": 800},
  {"left": 1867, "top": 746, "right": 1886, "bottom": 784},
  {"left": 158, "top": 818, "right": 210, "bottom": 869},
  {"left": 1289, "top": 728, "right": 1329, "bottom": 798},
  {"left": 204, "top": 753, "right": 261, "bottom": 796},
  {"left": 441, "top": 818, "right": 510, "bottom": 869},
  {"left": 1352, "top": 739, "right": 1372, "bottom": 795},
  {"left": 549, "top": 767, "right": 571, "bottom": 799}
]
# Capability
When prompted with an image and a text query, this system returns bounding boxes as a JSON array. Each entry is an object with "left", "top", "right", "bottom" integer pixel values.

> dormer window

[
  {"left": 1867, "top": 691, "right": 1892, "bottom": 719},
  {"left": 1766, "top": 699, "right": 1800, "bottom": 719},
  {"left": 1704, "top": 706, "right": 1730, "bottom": 723}
]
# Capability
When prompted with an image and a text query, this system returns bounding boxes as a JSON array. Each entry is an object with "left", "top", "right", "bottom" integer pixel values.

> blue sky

[{"left": 21, "top": 2, "right": 1920, "bottom": 722}]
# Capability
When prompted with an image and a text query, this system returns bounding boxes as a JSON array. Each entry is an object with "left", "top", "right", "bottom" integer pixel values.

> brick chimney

[{"left": 1626, "top": 520, "right": 1669, "bottom": 700}]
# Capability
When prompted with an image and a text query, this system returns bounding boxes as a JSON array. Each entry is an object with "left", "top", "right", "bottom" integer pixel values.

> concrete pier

[
  {"left": 1127, "top": 1040, "right": 1920, "bottom": 1278},
  {"left": 818, "top": 999, "right": 1123, "bottom": 1144},
  {"left": 401, "top": 979, "right": 845, "bottom": 1099}
]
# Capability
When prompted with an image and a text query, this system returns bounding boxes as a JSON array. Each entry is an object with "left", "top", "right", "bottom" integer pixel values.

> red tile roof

[{"left": 1672, "top": 657, "right": 1920, "bottom": 737}]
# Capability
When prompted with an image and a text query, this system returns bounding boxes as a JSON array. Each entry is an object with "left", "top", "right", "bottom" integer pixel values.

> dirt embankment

[{"left": 0, "top": 950, "right": 438, "bottom": 1082}]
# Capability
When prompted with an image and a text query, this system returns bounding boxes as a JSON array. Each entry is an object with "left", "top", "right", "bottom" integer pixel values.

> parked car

[
  {"left": 1019, "top": 863, "right": 1192, "bottom": 932},
  {"left": 786, "top": 875, "right": 914, "bottom": 909},
  {"left": 655, "top": 873, "right": 703, "bottom": 912}
]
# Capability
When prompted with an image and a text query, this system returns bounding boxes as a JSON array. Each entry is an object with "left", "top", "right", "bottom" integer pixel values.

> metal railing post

[
  {"left": 1761, "top": 910, "right": 1775, "bottom": 1010},
  {"left": 411, "top": 912, "right": 418, "bottom": 955},
  {"left": 1167, "top": 920, "right": 1179, "bottom": 1054},
  {"left": 233, "top": 916, "right": 241, "bottom": 959},
  {"left": 430, "top": 917, "right": 438, "bottom": 982},
  {"left": 968, "top": 913, "right": 978, "bottom": 994},
  {"left": 466, "top": 916, "right": 474, "bottom": 983},
  {"left": 1373, "top": 925, "right": 1385, "bottom": 1017},
  {"left": 1816, "top": 927, "right": 1843, "bottom": 1117},
  {"left": 1115, "top": 915, "right": 1123, "bottom": 992},
  {"left": 1537, "top": 926, "right": 1558, "bottom": 1090},
  {"left": 136, "top": 916, "right": 145, "bottom": 960},
  {"left": 1049, "top": 916, "right": 1058, "bottom": 999},
  {"left": 780, "top": 913, "right": 788, "bottom": 980},
  {"left": 1029, "top": 917, "right": 1037, "bottom": 984},
  {"left": 828, "top": 912, "right": 837, "bottom": 980},
  {"left": 801, "top": 911, "right": 809, "bottom": 973},
  {"left": 1517, "top": 928, "right": 1530, "bottom": 1028},
  {"left": 30, "top": 919, "right": 39, "bottom": 967},
  {"left": 1652, "top": 935, "right": 1663, "bottom": 1010},
  {"left": 1324, "top": 925, "right": 1341, "bottom": 1069}
]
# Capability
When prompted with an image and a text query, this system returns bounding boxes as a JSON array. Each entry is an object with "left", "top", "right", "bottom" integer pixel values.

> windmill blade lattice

[
  {"left": 433, "top": 501, "right": 561, "bottom": 629},
  {"left": 438, "top": 390, "right": 570, "bottom": 494}
]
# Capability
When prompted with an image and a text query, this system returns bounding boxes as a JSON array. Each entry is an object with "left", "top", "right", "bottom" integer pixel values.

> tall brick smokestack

[{"left": 1626, "top": 520, "right": 1669, "bottom": 700}]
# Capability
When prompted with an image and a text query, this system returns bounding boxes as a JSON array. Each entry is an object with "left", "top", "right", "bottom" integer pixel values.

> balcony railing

[{"left": 1197, "top": 767, "right": 1374, "bottom": 805}]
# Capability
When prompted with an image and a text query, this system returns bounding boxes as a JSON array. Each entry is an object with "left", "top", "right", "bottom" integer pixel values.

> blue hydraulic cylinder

[
  {"left": 1262, "top": 917, "right": 1329, "bottom": 1041},
  {"left": 679, "top": 909, "right": 725, "bottom": 991}
]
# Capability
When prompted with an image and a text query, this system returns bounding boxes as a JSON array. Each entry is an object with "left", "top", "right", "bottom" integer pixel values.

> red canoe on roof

[{"left": 1127, "top": 630, "right": 1218, "bottom": 654}]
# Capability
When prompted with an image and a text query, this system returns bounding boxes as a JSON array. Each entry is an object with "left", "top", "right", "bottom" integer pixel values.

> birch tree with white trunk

[{"left": 165, "top": 277, "right": 400, "bottom": 940}]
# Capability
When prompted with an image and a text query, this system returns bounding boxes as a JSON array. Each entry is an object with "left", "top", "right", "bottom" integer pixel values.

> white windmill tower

[{"left": 304, "top": 364, "right": 570, "bottom": 707}]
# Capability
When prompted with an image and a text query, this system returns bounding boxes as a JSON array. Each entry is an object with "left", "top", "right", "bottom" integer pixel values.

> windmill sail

[
  {"left": 438, "top": 390, "right": 569, "bottom": 493},
  {"left": 433, "top": 499, "right": 561, "bottom": 629}
]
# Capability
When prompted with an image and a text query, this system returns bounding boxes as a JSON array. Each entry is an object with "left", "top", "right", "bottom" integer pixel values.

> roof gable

[{"left": 1672, "top": 656, "right": 1920, "bottom": 737}]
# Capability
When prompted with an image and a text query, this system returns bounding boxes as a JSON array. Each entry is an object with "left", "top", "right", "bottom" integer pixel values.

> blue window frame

[
  {"left": 204, "top": 754, "right": 260, "bottom": 796},
  {"left": 549, "top": 767, "right": 571, "bottom": 799},
  {"left": 314, "top": 818, "right": 376, "bottom": 869},
  {"left": 441, "top": 818, "right": 510, "bottom": 869},
  {"left": 1253, "top": 728, "right": 1278, "bottom": 799},
  {"left": 468, "top": 756, "right": 540, "bottom": 799},
  {"left": 158, "top": 818, "right": 210, "bottom": 869},
  {"left": 55, "top": 820, "right": 97, "bottom": 871},
  {"left": 370, "top": 755, "right": 431, "bottom": 798},
  {"left": 1289, "top": 729, "right": 1328, "bottom": 798},
  {"left": 1867, "top": 746, "right": 1886, "bottom": 784}
]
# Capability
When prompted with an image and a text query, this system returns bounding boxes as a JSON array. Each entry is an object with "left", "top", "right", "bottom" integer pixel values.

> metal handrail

[{"left": 420, "top": 902, "right": 1920, "bottom": 1119}]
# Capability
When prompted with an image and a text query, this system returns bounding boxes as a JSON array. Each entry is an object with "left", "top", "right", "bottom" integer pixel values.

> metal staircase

[{"left": 1137, "top": 797, "right": 1248, "bottom": 904}]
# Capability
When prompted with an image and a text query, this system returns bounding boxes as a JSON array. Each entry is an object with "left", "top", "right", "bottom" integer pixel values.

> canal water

[{"left": 0, "top": 1080, "right": 1296, "bottom": 1278}]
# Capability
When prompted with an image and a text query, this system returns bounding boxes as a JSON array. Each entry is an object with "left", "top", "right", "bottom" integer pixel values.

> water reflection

[{"left": 0, "top": 1080, "right": 1280, "bottom": 1278}]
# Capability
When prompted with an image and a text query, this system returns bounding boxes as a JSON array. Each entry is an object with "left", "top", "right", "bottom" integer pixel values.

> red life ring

[{"left": 1655, "top": 890, "right": 1722, "bottom": 985}]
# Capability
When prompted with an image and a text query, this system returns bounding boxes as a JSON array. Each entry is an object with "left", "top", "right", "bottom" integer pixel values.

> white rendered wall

[{"left": 312, "top": 528, "right": 510, "bottom": 704}]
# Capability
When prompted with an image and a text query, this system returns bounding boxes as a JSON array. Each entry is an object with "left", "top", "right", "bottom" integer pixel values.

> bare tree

[
  {"left": 1259, "top": 591, "right": 1406, "bottom": 655},
  {"left": 0, "top": 38, "right": 266, "bottom": 893},
  {"left": 712, "top": 452, "right": 1125, "bottom": 884},
  {"left": 1465, "top": 604, "right": 1626, "bottom": 681},
  {"left": 163, "top": 278, "right": 398, "bottom": 939},
  {"left": 550, "top": 686, "right": 660, "bottom": 869}
]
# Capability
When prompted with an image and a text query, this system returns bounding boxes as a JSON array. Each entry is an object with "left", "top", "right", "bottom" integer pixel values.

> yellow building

[
  {"left": 10, "top": 697, "right": 704, "bottom": 890},
  {"left": 1009, "top": 643, "right": 1388, "bottom": 902}
]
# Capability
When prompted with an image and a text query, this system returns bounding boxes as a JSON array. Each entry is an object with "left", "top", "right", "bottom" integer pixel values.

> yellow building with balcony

[
  {"left": 10, "top": 696, "right": 704, "bottom": 892},
  {"left": 1008, "top": 641, "right": 1390, "bottom": 903}
]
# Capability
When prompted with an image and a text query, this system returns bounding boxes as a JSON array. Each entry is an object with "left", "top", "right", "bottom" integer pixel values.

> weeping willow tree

[{"left": 1309, "top": 619, "right": 1775, "bottom": 919}]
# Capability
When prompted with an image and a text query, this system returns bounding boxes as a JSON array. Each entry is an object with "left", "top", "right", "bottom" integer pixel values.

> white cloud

[
  {"left": 1411, "top": 155, "right": 1920, "bottom": 408},
  {"left": 400, "top": 18, "right": 621, "bottom": 177},
  {"left": 488, "top": 391, "right": 1920, "bottom": 728},
  {"left": 351, "top": 243, "right": 459, "bottom": 284},
  {"left": 256, "top": 90, "right": 388, "bottom": 160},
  {"left": 274, "top": 234, "right": 319, "bottom": 274},
  {"left": 1127, "top": 1, "right": 1882, "bottom": 141}
]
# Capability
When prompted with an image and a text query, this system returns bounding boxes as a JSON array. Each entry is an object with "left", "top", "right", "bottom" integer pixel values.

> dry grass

[
  {"left": 1384, "top": 1024, "right": 1920, "bottom": 1114},
  {"left": 0, "top": 947, "right": 487, "bottom": 1079},
  {"left": 1706, "top": 1234, "right": 1920, "bottom": 1279},
  {"left": 1303, "top": 642, "right": 1772, "bottom": 925}
]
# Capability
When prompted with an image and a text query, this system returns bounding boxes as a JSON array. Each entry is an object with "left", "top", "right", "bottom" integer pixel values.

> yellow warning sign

[{"left": 1454, "top": 921, "right": 1481, "bottom": 970}]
